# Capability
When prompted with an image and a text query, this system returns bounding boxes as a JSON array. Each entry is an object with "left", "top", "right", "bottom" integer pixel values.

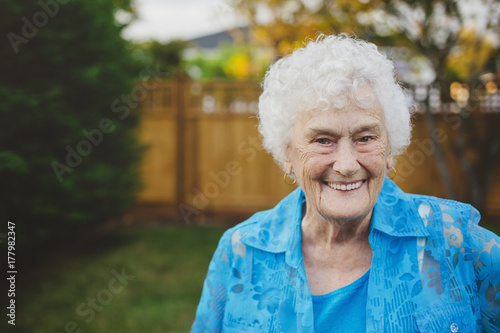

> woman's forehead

[
  {"left": 293, "top": 104, "right": 387, "bottom": 137},
  {"left": 300, "top": 102, "right": 384, "bottom": 123}
]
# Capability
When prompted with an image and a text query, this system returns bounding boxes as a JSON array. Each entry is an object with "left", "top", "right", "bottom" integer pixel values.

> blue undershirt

[{"left": 312, "top": 270, "right": 370, "bottom": 332}]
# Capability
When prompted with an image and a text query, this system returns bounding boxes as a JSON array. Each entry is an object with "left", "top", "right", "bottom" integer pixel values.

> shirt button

[{"left": 450, "top": 323, "right": 459, "bottom": 332}]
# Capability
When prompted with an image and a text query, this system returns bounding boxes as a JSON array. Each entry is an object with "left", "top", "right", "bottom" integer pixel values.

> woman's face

[{"left": 284, "top": 96, "right": 393, "bottom": 225}]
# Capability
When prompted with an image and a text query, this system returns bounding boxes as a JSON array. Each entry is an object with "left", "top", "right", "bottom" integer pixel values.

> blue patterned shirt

[{"left": 191, "top": 179, "right": 500, "bottom": 332}]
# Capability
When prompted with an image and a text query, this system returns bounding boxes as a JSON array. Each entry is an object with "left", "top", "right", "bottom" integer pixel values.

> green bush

[{"left": 0, "top": 0, "right": 142, "bottom": 254}]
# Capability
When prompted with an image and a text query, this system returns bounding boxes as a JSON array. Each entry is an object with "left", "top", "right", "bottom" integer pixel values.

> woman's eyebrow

[
  {"left": 306, "top": 128, "right": 342, "bottom": 139},
  {"left": 352, "top": 123, "right": 383, "bottom": 134},
  {"left": 307, "top": 123, "right": 382, "bottom": 136},
  {"left": 307, "top": 127, "right": 338, "bottom": 135}
]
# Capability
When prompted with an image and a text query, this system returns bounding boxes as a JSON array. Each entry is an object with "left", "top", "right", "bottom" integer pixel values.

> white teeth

[{"left": 327, "top": 181, "right": 363, "bottom": 191}]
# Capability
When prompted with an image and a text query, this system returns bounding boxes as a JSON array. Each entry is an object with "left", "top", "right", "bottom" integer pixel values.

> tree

[
  {"left": 184, "top": 43, "right": 268, "bottom": 80},
  {"left": 0, "top": 0, "right": 143, "bottom": 255},
  {"left": 369, "top": 0, "right": 500, "bottom": 212},
  {"left": 232, "top": 0, "right": 375, "bottom": 56},
  {"left": 130, "top": 39, "right": 187, "bottom": 78},
  {"left": 231, "top": 0, "right": 500, "bottom": 213}
]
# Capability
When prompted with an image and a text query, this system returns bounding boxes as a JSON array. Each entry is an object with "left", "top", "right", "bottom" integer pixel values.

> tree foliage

[
  {"left": 232, "top": 0, "right": 375, "bottom": 56},
  {"left": 232, "top": 0, "right": 500, "bottom": 212},
  {"left": 130, "top": 39, "right": 187, "bottom": 78},
  {"left": 184, "top": 43, "right": 269, "bottom": 80},
  {"left": 0, "top": 0, "right": 143, "bottom": 253},
  {"left": 371, "top": 0, "right": 500, "bottom": 210}
]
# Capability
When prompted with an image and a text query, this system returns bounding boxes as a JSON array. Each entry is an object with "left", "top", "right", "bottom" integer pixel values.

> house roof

[{"left": 187, "top": 26, "right": 250, "bottom": 49}]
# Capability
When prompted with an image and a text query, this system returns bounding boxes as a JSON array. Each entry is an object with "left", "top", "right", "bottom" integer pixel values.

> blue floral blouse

[{"left": 191, "top": 179, "right": 500, "bottom": 332}]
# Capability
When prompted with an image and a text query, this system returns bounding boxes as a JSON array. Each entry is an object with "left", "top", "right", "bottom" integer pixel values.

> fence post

[{"left": 175, "top": 74, "right": 188, "bottom": 214}]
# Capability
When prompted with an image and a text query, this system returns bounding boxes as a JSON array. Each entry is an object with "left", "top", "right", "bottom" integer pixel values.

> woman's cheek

[
  {"left": 363, "top": 146, "right": 389, "bottom": 173},
  {"left": 304, "top": 154, "right": 333, "bottom": 179}
]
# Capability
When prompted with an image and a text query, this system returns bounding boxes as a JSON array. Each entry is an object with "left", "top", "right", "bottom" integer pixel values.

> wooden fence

[
  {"left": 135, "top": 78, "right": 293, "bottom": 223},
  {"left": 134, "top": 78, "right": 500, "bottom": 222}
]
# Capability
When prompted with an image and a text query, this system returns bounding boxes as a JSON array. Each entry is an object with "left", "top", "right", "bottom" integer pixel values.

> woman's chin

[{"left": 317, "top": 181, "right": 371, "bottom": 223}]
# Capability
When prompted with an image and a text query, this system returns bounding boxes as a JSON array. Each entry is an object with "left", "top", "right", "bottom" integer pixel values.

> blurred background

[{"left": 1, "top": 0, "right": 499, "bottom": 332}]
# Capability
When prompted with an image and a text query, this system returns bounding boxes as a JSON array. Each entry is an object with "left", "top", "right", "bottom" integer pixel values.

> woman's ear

[
  {"left": 283, "top": 146, "right": 293, "bottom": 174},
  {"left": 386, "top": 151, "right": 394, "bottom": 170}
]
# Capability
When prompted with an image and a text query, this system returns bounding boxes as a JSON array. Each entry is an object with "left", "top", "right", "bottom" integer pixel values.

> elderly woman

[{"left": 191, "top": 35, "right": 500, "bottom": 332}]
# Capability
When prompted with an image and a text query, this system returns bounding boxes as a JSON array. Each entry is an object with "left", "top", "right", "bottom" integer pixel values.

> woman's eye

[{"left": 316, "top": 138, "right": 329, "bottom": 144}]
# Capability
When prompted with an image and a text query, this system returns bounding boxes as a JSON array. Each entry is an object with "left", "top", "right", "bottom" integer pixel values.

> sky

[{"left": 122, "top": 0, "right": 242, "bottom": 43}]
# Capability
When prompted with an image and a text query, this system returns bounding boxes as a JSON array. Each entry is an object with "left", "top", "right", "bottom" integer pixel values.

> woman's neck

[
  {"left": 300, "top": 204, "right": 373, "bottom": 295},
  {"left": 301, "top": 202, "right": 372, "bottom": 248}
]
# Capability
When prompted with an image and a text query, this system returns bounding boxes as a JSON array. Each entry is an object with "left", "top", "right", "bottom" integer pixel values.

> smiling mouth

[{"left": 324, "top": 180, "right": 366, "bottom": 191}]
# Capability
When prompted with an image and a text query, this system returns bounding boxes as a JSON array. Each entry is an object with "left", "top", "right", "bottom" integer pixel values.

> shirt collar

[
  {"left": 240, "top": 187, "right": 305, "bottom": 268},
  {"left": 371, "top": 179, "right": 429, "bottom": 238},
  {"left": 240, "top": 179, "right": 429, "bottom": 266}
]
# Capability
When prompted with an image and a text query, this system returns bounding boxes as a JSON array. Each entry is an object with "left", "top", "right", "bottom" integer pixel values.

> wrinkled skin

[{"left": 284, "top": 95, "right": 393, "bottom": 232}]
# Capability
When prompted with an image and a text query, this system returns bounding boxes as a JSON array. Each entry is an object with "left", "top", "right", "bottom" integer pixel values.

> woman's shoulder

[
  {"left": 229, "top": 187, "right": 304, "bottom": 231},
  {"left": 408, "top": 192, "right": 479, "bottom": 225},
  {"left": 404, "top": 189, "right": 500, "bottom": 251},
  {"left": 220, "top": 207, "right": 277, "bottom": 243},
  {"left": 217, "top": 187, "right": 305, "bottom": 255},
  {"left": 408, "top": 190, "right": 476, "bottom": 213},
  {"left": 384, "top": 180, "right": 475, "bottom": 216}
]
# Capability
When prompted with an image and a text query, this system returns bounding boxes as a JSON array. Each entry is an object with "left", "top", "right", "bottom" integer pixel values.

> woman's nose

[{"left": 332, "top": 140, "right": 359, "bottom": 177}]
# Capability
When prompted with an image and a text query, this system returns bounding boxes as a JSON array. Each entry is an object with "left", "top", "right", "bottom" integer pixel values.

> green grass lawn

[
  {"left": 10, "top": 225, "right": 226, "bottom": 333},
  {"left": 5, "top": 221, "right": 499, "bottom": 333}
]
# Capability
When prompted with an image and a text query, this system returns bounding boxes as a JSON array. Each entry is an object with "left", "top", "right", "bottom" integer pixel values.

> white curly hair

[{"left": 258, "top": 34, "right": 415, "bottom": 168}]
